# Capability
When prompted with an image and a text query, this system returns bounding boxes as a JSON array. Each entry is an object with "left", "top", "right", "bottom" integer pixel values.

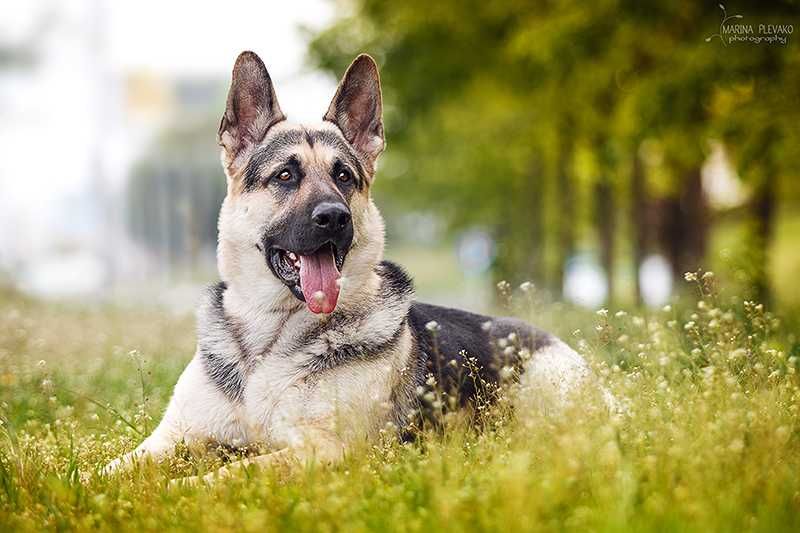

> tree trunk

[
  {"left": 595, "top": 178, "right": 615, "bottom": 306},
  {"left": 527, "top": 157, "right": 546, "bottom": 287},
  {"left": 680, "top": 166, "right": 708, "bottom": 274},
  {"left": 752, "top": 158, "right": 776, "bottom": 306},
  {"left": 492, "top": 159, "right": 545, "bottom": 296},
  {"left": 656, "top": 165, "right": 708, "bottom": 284},
  {"left": 631, "top": 145, "right": 647, "bottom": 305},
  {"left": 659, "top": 196, "right": 683, "bottom": 283},
  {"left": 594, "top": 132, "right": 616, "bottom": 307},
  {"left": 554, "top": 120, "right": 575, "bottom": 297}
]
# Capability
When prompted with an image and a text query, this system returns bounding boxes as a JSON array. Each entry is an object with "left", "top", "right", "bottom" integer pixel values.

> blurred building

[{"left": 0, "top": 0, "right": 334, "bottom": 309}]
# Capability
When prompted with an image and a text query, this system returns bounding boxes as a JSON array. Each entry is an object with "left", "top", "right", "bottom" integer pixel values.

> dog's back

[{"left": 408, "top": 297, "right": 596, "bottom": 415}]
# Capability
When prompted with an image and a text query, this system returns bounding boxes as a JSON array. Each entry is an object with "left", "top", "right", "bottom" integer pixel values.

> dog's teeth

[
  {"left": 294, "top": 261, "right": 301, "bottom": 269},
  {"left": 288, "top": 252, "right": 297, "bottom": 260}
]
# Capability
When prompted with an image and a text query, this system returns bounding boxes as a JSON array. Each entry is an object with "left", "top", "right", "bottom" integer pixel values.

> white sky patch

[
  {"left": 106, "top": 0, "right": 336, "bottom": 119},
  {"left": 563, "top": 254, "right": 608, "bottom": 308},
  {"left": 702, "top": 141, "right": 748, "bottom": 209},
  {"left": 0, "top": 0, "right": 335, "bottom": 268},
  {"left": 639, "top": 254, "right": 673, "bottom": 307}
]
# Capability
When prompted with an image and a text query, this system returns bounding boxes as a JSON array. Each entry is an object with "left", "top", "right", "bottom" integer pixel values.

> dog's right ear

[{"left": 218, "top": 51, "right": 285, "bottom": 176}]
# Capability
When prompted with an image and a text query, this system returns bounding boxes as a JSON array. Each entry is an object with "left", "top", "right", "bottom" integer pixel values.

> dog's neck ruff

[{"left": 197, "top": 261, "right": 414, "bottom": 402}]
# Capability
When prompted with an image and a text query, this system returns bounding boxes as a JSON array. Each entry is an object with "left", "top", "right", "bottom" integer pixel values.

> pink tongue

[{"left": 299, "top": 248, "right": 341, "bottom": 314}]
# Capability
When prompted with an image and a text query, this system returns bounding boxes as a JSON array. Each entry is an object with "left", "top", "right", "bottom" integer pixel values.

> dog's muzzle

[{"left": 264, "top": 201, "right": 353, "bottom": 314}]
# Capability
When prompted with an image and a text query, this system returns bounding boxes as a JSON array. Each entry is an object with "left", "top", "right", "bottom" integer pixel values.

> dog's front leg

[
  {"left": 171, "top": 425, "right": 346, "bottom": 488},
  {"left": 100, "top": 421, "right": 182, "bottom": 476},
  {"left": 168, "top": 448, "right": 292, "bottom": 488},
  {"left": 102, "top": 356, "right": 239, "bottom": 476}
]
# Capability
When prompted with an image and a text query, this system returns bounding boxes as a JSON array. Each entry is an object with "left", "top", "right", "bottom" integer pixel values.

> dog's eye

[
  {"left": 337, "top": 170, "right": 351, "bottom": 183},
  {"left": 277, "top": 170, "right": 292, "bottom": 181}
]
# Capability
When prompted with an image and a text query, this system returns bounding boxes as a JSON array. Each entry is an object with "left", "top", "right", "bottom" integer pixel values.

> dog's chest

[
  {"left": 196, "top": 266, "right": 415, "bottom": 447},
  {"left": 236, "top": 345, "right": 399, "bottom": 449},
  {"left": 237, "top": 354, "right": 311, "bottom": 445},
  {"left": 223, "top": 319, "right": 359, "bottom": 446}
]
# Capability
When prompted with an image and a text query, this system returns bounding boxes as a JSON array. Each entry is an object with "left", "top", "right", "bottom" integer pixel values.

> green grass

[{"left": 1, "top": 277, "right": 799, "bottom": 532}]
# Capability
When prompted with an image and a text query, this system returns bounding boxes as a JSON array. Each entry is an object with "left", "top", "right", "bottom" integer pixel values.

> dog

[{"left": 104, "top": 51, "right": 606, "bottom": 484}]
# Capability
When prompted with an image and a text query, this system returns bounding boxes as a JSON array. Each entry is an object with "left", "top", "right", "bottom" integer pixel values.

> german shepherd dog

[{"left": 104, "top": 52, "right": 607, "bottom": 484}]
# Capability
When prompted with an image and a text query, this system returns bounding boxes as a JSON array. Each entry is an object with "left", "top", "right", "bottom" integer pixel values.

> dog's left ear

[{"left": 324, "top": 54, "right": 385, "bottom": 165}]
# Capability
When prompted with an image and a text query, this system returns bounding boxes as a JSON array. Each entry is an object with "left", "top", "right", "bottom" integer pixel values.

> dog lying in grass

[{"left": 104, "top": 51, "right": 610, "bottom": 485}]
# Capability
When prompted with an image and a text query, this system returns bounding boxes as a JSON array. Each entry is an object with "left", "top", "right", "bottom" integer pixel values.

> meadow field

[{"left": 1, "top": 275, "right": 799, "bottom": 533}]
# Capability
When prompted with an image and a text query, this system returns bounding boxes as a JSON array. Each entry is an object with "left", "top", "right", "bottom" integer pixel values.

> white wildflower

[{"left": 425, "top": 320, "right": 441, "bottom": 332}]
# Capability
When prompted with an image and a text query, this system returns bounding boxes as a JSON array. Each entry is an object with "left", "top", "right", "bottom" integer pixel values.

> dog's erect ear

[
  {"left": 324, "top": 54, "right": 385, "bottom": 164},
  {"left": 218, "top": 51, "right": 285, "bottom": 174}
]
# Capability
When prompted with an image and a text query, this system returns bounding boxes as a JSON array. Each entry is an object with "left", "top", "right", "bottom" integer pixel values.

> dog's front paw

[
  {"left": 101, "top": 449, "right": 145, "bottom": 477},
  {"left": 168, "top": 469, "right": 222, "bottom": 490},
  {"left": 169, "top": 463, "right": 238, "bottom": 489},
  {"left": 101, "top": 456, "right": 124, "bottom": 477},
  {"left": 168, "top": 475, "right": 198, "bottom": 489}
]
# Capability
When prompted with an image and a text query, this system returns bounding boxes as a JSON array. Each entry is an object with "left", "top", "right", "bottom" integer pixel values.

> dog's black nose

[{"left": 311, "top": 202, "right": 351, "bottom": 233}]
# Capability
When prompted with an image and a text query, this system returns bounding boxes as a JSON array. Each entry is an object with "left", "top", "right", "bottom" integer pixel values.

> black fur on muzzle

[{"left": 261, "top": 198, "right": 354, "bottom": 301}]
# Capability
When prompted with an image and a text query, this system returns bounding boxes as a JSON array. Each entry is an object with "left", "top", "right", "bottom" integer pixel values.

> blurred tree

[
  {"left": 308, "top": 0, "right": 797, "bottom": 306},
  {"left": 126, "top": 118, "right": 225, "bottom": 272},
  {"left": 713, "top": 47, "right": 800, "bottom": 305}
]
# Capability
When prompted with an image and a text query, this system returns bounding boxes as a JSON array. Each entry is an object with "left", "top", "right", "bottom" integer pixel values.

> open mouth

[{"left": 267, "top": 243, "right": 345, "bottom": 314}]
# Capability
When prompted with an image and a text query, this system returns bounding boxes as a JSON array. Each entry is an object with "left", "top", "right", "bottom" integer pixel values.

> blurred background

[{"left": 1, "top": 0, "right": 798, "bottom": 314}]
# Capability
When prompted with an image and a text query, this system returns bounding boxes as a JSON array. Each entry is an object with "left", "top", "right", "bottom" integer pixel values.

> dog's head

[{"left": 216, "top": 51, "right": 386, "bottom": 314}]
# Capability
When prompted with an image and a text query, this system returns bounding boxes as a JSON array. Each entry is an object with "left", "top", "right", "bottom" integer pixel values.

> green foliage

[{"left": 308, "top": 1, "right": 800, "bottom": 301}]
